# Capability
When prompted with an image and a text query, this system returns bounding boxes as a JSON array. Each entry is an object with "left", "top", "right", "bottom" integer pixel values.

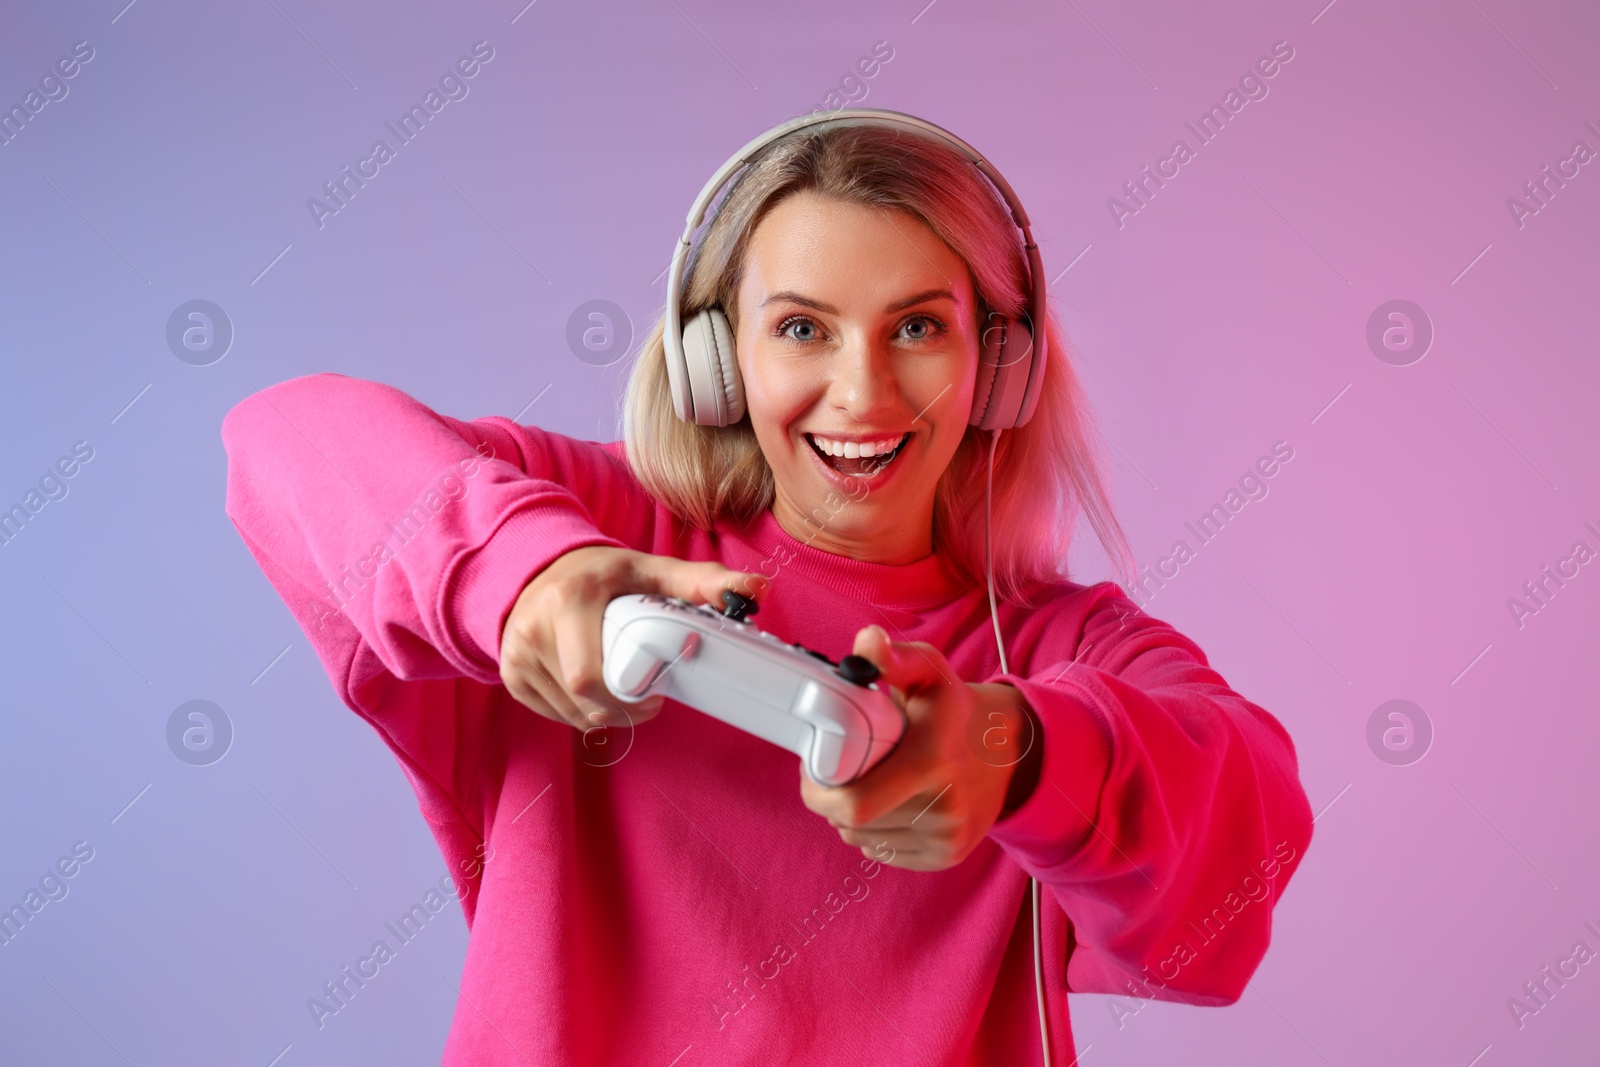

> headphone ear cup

[
  {"left": 970, "top": 315, "right": 1004, "bottom": 429},
  {"left": 970, "top": 314, "right": 1035, "bottom": 430},
  {"left": 680, "top": 308, "right": 744, "bottom": 426},
  {"left": 665, "top": 316, "right": 695, "bottom": 422}
]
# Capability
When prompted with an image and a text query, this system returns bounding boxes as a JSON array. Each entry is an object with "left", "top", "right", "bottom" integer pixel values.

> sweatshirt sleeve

[
  {"left": 220, "top": 373, "right": 658, "bottom": 820},
  {"left": 984, "top": 582, "right": 1314, "bottom": 1006}
]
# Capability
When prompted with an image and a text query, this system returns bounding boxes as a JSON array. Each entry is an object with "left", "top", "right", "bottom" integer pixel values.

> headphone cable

[{"left": 985, "top": 427, "right": 1055, "bottom": 1067}]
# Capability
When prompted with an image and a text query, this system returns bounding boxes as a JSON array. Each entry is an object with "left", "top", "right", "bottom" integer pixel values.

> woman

[{"left": 222, "top": 113, "right": 1313, "bottom": 1064}]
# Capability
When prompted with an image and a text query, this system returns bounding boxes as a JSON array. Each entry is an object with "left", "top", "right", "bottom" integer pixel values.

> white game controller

[{"left": 600, "top": 591, "right": 906, "bottom": 786}]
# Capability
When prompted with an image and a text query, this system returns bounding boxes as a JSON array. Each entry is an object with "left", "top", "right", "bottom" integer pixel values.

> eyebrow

[{"left": 760, "top": 287, "right": 955, "bottom": 315}]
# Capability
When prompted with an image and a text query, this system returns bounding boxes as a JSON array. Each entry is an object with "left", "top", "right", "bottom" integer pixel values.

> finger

[
  {"left": 632, "top": 555, "right": 768, "bottom": 609},
  {"left": 524, "top": 656, "right": 589, "bottom": 730},
  {"left": 821, "top": 784, "right": 959, "bottom": 834},
  {"left": 866, "top": 846, "right": 949, "bottom": 873},
  {"left": 572, "top": 693, "right": 665, "bottom": 734},
  {"left": 799, "top": 760, "right": 927, "bottom": 831},
  {"left": 852, "top": 625, "right": 956, "bottom": 700},
  {"left": 850, "top": 624, "right": 895, "bottom": 674},
  {"left": 509, "top": 664, "right": 579, "bottom": 727},
  {"left": 842, "top": 625, "right": 910, "bottom": 715},
  {"left": 839, "top": 784, "right": 960, "bottom": 831},
  {"left": 848, "top": 836, "right": 944, "bottom": 871},
  {"left": 501, "top": 671, "right": 564, "bottom": 724},
  {"left": 499, "top": 639, "right": 568, "bottom": 722},
  {"left": 837, "top": 825, "right": 936, "bottom": 852},
  {"left": 552, "top": 599, "right": 639, "bottom": 723}
]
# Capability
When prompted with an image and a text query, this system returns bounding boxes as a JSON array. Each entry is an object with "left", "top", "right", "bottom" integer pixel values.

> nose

[{"left": 829, "top": 329, "right": 899, "bottom": 422}]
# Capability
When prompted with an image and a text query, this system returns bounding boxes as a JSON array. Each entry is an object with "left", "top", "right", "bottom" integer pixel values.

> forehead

[{"left": 738, "top": 191, "right": 973, "bottom": 308}]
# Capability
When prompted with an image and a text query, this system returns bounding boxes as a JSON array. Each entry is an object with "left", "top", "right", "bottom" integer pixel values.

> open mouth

[{"left": 804, "top": 432, "right": 910, "bottom": 478}]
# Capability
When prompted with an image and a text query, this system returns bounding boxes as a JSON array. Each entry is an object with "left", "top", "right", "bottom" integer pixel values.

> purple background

[{"left": 2, "top": 0, "right": 1597, "bottom": 1063}]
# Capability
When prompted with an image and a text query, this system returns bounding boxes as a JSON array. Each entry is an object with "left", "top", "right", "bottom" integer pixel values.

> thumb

[
  {"left": 851, "top": 624, "right": 949, "bottom": 697},
  {"left": 632, "top": 555, "right": 768, "bottom": 609}
]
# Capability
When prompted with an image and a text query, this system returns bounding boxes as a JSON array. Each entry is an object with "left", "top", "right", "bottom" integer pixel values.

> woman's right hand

[{"left": 498, "top": 545, "right": 766, "bottom": 731}]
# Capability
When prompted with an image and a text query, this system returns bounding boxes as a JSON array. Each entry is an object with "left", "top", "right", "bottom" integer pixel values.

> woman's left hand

[{"left": 800, "top": 624, "right": 1039, "bottom": 872}]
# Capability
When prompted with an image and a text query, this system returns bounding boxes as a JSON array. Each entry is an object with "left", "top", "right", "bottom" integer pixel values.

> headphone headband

[{"left": 663, "top": 107, "right": 1049, "bottom": 429}]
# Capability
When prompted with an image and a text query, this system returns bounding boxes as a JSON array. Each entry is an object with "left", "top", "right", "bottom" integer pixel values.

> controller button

[
  {"left": 806, "top": 648, "right": 835, "bottom": 667},
  {"left": 720, "top": 589, "right": 759, "bottom": 622},
  {"left": 836, "top": 655, "right": 880, "bottom": 687}
]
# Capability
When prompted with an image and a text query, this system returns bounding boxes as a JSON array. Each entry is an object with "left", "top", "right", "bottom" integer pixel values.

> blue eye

[
  {"left": 900, "top": 314, "right": 947, "bottom": 342},
  {"left": 777, "top": 316, "right": 822, "bottom": 343}
]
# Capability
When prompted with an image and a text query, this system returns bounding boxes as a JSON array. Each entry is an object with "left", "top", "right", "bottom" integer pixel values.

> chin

[{"left": 770, "top": 430, "right": 948, "bottom": 554}]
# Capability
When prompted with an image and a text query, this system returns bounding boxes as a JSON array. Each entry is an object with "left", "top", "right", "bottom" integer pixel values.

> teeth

[{"left": 808, "top": 433, "right": 904, "bottom": 459}]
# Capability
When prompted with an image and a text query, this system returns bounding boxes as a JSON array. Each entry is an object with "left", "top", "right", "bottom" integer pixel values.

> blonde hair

[{"left": 622, "top": 123, "right": 1135, "bottom": 604}]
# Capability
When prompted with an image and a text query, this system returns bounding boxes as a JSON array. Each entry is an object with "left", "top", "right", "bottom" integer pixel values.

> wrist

[{"left": 995, "top": 687, "right": 1044, "bottom": 821}]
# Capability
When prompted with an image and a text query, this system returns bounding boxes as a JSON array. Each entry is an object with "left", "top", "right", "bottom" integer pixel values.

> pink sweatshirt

[{"left": 221, "top": 373, "right": 1313, "bottom": 1065}]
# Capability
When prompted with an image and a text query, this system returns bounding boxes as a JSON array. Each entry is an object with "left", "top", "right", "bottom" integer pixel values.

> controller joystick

[
  {"left": 836, "top": 655, "right": 880, "bottom": 687},
  {"left": 600, "top": 594, "right": 905, "bottom": 786},
  {"left": 720, "top": 589, "right": 759, "bottom": 622}
]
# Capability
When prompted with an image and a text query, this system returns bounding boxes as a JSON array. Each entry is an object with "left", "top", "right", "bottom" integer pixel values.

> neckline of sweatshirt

[{"left": 717, "top": 503, "right": 970, "bottom": 612}]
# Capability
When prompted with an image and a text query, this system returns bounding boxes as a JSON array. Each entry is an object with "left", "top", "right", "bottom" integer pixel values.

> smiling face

[{"left": 734, "top": 190, "right": 981, "bottom": 564}]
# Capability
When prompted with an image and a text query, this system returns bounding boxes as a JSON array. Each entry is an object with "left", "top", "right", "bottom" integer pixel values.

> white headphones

[{"left": 661, "top": 107, "right": 1050, "bottom": 432}]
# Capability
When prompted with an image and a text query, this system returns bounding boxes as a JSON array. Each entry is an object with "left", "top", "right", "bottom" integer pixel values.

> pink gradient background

[{"left": 0, "top": 0, "right": 1596, "bottom": 1063}]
